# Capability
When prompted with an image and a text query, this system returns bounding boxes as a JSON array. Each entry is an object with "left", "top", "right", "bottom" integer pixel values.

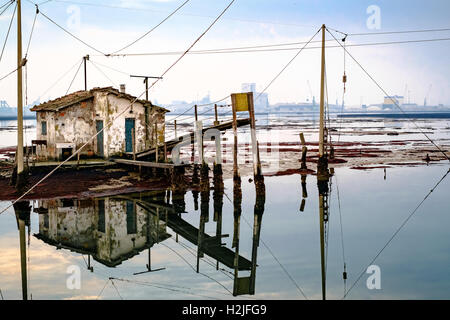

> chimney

[{"left": 120, "top": 84, "right": 126, "bottom": 93}]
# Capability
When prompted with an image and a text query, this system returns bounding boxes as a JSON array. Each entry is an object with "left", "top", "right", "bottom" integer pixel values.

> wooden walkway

[
  {"left": 136, "top": 118, "right": 251, "bottom": 159},
  {"left": 112, "top": 158, "right": 189, "bottom": 169},
  {"left": 124, "top": 197, "right": 252, "bottom": 271}
]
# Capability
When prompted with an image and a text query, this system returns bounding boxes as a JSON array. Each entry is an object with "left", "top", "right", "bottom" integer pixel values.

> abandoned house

[{"left": 30, "top": 86, "right": 168, "bottom": 161}]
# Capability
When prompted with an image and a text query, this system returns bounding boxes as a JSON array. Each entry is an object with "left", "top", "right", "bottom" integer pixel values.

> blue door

[
  {"left": 125, "top": 118, "right": 135, "bottom": 153},
  {"left": 96, "top": 120, "right": 104, "bottom": 157}
]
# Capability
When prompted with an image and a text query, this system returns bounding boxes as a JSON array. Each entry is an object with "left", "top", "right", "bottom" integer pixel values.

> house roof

[{"left": 30, "top": 86, "right": 169, "bottom": 112}]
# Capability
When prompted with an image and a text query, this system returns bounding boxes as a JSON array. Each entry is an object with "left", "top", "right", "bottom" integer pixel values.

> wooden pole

[
  {"left": 83, "top": 55, "right": 89, "bottom": 91},
  {"left": 230, "top": 96, "right": 239, "bottom": 179},
  {"left": 196, "top": 120, "right": 203, "bottom": 165},
  {"left": 214, "top": 104, "right": 219, "bottom": 126},
  {"left": 174, "top": 120, "right": 178, "bottom": 139},
  {"left": 300, "top": 132, "right": 308, "bottom": 170},
  {"left": 194, "top": 104, "right": 198, "bottom": 122},
  {"left": 248, "top": 92, "right": 260, "bottom": 176},
  {"left": 17, "top": 0, "right": 24, "bottom": 175},
  {"left": 319, "top": 24, "right": 326, "bottom": 159}
]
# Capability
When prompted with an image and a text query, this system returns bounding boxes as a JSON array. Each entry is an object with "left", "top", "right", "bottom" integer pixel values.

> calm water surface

[{"left": 0, "top": 116, "right": 449, "bottom": 300}]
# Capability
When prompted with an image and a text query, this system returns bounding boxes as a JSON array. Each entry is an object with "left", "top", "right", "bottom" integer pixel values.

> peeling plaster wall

[
  {"left": 103, "top": 93, "right": 165, "bottom": 158},
  {"left": 38, "top": 199, "right": 98, "bottom": 251},
  {"left": 35, "top": 100, "right": 96, "bottom": 161},
  {"left": 93, "top": 199, "right": 153, "bottom": 263},
  {"left": 34, "top": 91, "right": 166, "bottom": 160},
  {"left": 37, "top": 197, "right": 169, "bottom": 266}
]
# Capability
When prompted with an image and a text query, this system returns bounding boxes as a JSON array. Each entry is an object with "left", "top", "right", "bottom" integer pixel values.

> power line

[
  {"left": 65, "top": 59, "right": 83, "bottom": 94},
  {"left": 146, "top": 0, "right": 236, "bottom": 91},
  {"left": 24, "top": 4, "right": 39, "bottom": 58},
  {"left": 0, "top": 0, "right": 13, "bottom": 16},
  {"left": 89, "top": 60, "right": 118, "bottom": 88},
  {"left": 110, "top": 0, "right": 191, "bottom": 55},
  {"left": 216, "top": 27, "right": 321, "bottom": 121},
  {"left": 35, "top": 57, "right": 82, "bottom": 100},
  {"left": 329, "top": 26, "right": 450, "bottom": 37},
  {"left": 327, "top": 28, "right": 450, "bottom": 162},
  {"left": 35, "top": 5, "right": 107, "bottom": 56},
  {"left": 96, "top": 278, "right": 110, "bottom": 300},
  {"left": 105, "top": 37, "right": 450, "bottom": 57},
  {"left": 0, "top": 67, "right": 18, "bottom": 82},
  {"left": 0, "top": 0, "right": 16, "bottom": 65},
  {"left": 343, "top": 168, "right": 450, "bottom": 299}
]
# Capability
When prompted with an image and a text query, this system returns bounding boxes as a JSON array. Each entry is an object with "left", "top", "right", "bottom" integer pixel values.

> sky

[{"left": 0, "top": 0, "right": 449, "bottom": 108}]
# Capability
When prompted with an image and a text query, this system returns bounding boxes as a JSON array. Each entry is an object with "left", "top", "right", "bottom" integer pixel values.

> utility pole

[
  {"left": 16, "top": 0, "right": 24, "bottom": 177},
  {"left": 130, "top": 75, "right": 163, "bottom": 101},
  {"left": 83, "top": 55, "right": 89, "bottom": 91},
  {"left": 130, "top": 75, "right": 163, "bottom": 149}
]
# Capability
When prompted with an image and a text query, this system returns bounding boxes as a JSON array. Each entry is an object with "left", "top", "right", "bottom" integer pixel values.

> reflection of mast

[
  {"left": 197, "top": 166, "right": 210, "bottom": 272},
  {"left": 134, "top": 202, "right": 165, "bottom": 275},
  {"left": 14, "top": 201, "right": 31, "bottom": 301},
  {"left": 250, "top": 174, "right": 265, "bottom": 294},
  {"left": 213, "top": 166, "right": 225, "bottom": 270},
  {"left": 232, "top": 173, "right": 265, "bottom": 296},
  {"left": 232, "top": 175, "right": 243, "bottom": 296}
]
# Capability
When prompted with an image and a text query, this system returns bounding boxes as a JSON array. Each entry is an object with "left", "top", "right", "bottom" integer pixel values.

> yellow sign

[{"left": 231, "top": 93, "right": 250, "bottom": 112}]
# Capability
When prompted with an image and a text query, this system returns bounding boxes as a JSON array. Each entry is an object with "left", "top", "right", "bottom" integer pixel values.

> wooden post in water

[
  {"left": 248, "top": 92, "right": 261, "bottom": 177},
  {"left": 174, "top": 120, "right": 178, "bottom": 140},
  {"left": 230, "top": 96, "right": 239, "bottom": 179},
  {"left": 214, "top": 104, "right": 219, "bottom": 126},
  {"left": 300, "top": 132, "right": 308, "bottom": 170},
  {"left": 196, "top": 120, "right": 204, "bottom": 165}
]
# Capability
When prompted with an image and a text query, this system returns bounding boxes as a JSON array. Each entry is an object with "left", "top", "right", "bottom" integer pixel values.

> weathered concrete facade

[{"left": 31, "top": 87, "right": 167, "bottom": 161}]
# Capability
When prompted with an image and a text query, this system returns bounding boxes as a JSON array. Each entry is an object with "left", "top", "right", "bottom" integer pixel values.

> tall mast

[
  {"left": 317, "top": 24, "right": 329, "bottom": 300},
  {"left": 17, "top": 0, "right": 24, "bottom": 175},
  {"left": 318, "top": 24, "right": 326, "bottom": 160}
]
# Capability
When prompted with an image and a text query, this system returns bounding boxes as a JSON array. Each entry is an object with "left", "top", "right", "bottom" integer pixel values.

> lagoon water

[{"left": 0, "top": 115, "right": 449, "bottom": 300}]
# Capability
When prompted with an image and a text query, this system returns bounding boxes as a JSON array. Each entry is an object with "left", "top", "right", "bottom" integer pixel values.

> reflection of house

[
  {"left": 30, "top": 86, "right": 168, "bottom": 161},
  {"left": 34, "top": 197, "right": 170, "bottom": 267}
]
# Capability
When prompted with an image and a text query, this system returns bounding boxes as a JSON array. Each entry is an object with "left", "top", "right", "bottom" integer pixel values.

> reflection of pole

[
  {"left": 14, "top": 201, "right": 30, "bottom": 301},
  {"left": 19, "top": 218, "right": 27, "bottom": 300},
  {"left": 232, "top": 176, "right": 242, "bottom": 296},
  {"left": 250, "top": 174, "right": 265, "bottom": 294},
  {"left": 319, "top": 193, "right": 326, "bottom": 300},
  {"left": 317, "top": 165, "right": 329, "bottom": 300},
  {"left": 213, "top": 168, "right": 224, "bottom": 270}
]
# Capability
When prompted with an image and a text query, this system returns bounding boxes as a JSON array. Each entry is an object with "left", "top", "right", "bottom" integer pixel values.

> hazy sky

[{"left": 0, "top": 0, "right": 449, "bottom": 107}]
